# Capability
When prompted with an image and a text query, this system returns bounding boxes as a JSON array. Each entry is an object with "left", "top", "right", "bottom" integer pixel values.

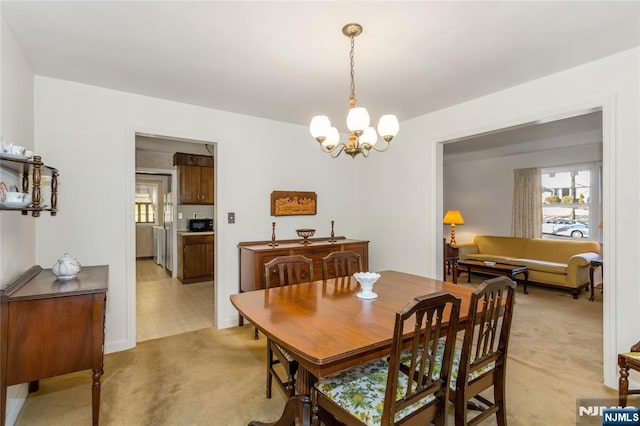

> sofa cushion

[
  {"left": 461, "top": 254, "right": 513, "bottom": 263},
  {"left": 509, "top": 258, "right": 567, "bottom": 275}
]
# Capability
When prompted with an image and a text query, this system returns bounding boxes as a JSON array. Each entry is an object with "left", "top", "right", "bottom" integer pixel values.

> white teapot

[{"left": 52, "top": 253, "right": 81, "bottom": 280}]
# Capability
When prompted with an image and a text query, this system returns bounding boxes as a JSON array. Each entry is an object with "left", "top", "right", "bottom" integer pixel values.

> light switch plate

[
  {"left": 228, "top": 212, "right": 235, "bottom": 224},
  {"left": 178, "top": 212, "right": 183, "bottom": 219}
]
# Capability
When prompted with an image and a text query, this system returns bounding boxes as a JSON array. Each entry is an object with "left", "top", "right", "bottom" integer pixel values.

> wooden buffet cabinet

[
  {"left": 0, "top": 265, "right": 108, "bottom": 425},
  {"left": 178, "top": 232, "right": 214, "bottom": 283},
  {"left": 173, "top": 153, "right": 214, "bottom": 205},
  {"left": 238, "top": 237, "right": 369, "bottom": 293}
]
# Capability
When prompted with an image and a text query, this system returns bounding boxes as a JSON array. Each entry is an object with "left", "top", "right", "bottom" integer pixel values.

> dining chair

[
  {"left": 449, "top": 276, "right": 517, "bottom": 426},
  {"left": 263, "top": 255, "right": 314, "bottom": 399},
  {"left": 322, "top": 251, "right": 363, "bottom": 279},
  {"left": 618, "top": 339, "right": 640, "bottom": 407},
  {"left": 312, "top": 291, "right": 461, "bottom": 426}
]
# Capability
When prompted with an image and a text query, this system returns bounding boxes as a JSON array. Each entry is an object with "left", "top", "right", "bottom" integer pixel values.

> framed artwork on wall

[{"left": 271, "top": 191, "right": 317, "bottom": 216}]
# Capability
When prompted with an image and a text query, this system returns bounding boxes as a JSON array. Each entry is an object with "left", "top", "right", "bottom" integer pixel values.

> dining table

[{"left": 230, "top": 270, "right": 477, "bottom": 426}]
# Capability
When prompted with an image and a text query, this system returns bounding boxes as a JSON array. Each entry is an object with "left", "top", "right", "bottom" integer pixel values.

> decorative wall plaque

[{"left": 271, "top": 191, "right": 317, "bottom": 216}]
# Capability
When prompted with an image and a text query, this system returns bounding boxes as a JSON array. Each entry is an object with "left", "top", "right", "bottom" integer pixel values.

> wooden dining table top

[{"left": 230, "top": 270, "right": 475, "bottom": 379}]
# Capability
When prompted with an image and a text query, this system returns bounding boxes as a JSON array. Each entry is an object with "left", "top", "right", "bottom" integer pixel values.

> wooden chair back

[
  {"left": 322, "top": 251, "right": 363, "bottom": 279},
  {"left": 382, "top": 291, "right": 461, "bottom": 424},
  {"left": 264, "top": 255, "right": 314, "bottom": 288},
  {"left": 453, "top": 276, "right": 517, "bottom": 425}
]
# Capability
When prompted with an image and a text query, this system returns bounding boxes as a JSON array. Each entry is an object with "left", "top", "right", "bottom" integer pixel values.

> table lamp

[{"left": 443, "top": 210, "right": 464, "bottom": 245}]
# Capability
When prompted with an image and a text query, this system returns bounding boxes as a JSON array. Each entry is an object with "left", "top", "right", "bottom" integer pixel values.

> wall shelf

[{"left": 0, "top": 154, "right": 58, "bottom": 217}]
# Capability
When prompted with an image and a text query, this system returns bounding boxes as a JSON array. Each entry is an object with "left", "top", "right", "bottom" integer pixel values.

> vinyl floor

[{"left": 136, "top": 259, "right": 214, "bottom": 342}]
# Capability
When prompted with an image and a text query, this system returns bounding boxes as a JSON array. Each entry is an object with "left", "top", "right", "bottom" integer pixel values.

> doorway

[
  {"left": 437, "top": 102, "right": 615, "bottom": 386},
  {"left": 134, "top": 133, "right": 216, "bottom": 342}
]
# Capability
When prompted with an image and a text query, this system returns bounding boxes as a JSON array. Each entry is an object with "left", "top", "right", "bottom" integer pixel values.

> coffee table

[{"left": 457, "top": 259, "right": 529, "bottom": 293}]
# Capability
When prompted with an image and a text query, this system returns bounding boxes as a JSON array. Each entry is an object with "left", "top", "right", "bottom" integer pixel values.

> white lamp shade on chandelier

[{"left": 309, "top": 23, "right": 399, "bottom": 158}]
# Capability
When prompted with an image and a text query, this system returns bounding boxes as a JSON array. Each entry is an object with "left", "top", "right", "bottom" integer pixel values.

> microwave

[{"left": 188, "top": 218, "right": 213, "bottom": 232}]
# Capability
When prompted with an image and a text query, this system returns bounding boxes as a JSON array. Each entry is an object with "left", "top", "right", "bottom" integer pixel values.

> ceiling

[{"left": 2, "top": 1, "right": 639, "bottom": 130}]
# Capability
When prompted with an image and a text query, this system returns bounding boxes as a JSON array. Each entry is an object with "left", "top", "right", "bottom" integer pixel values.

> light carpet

[{"left": 15, "top": 280, "right": 616, "bottom": 426}]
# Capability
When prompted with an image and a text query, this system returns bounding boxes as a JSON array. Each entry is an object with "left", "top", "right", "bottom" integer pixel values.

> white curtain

[{"left": 512, "top": 167, "right": 541, "bottom": 238}]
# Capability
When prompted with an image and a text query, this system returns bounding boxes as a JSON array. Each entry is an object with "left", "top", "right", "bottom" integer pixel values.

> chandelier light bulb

[
  {"left": 310, "top": 115, "right": 331, "bottom": 141},
  {"left": 377, "top": 115, "right": 400, "bottom": 141},
  {"left": 360, "top": 127, "right": 378, "bottom": 146},
  {"left": 346, "top": 107, "right": 370, "bottom": 134}
]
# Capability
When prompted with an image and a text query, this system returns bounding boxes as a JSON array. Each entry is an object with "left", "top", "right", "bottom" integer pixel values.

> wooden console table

[
  {"left": 0, "top": 265, "right": 108, "bottom": 425},
  {"left": 238, "top": 236, "right": 369, "bottom": 293}
]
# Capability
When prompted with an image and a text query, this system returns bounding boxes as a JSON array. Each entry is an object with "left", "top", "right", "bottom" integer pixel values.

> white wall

[
  {"left": 358, "top": 47, "right": 639, "bottom": 388},
  {"left": 444, "top": 143, "right": 603, "bottom": 244},
  {"left": 33, "top": 77, "right": 361, "bottom": 353},
  {"left": 0, "top": 18, "right": 34, "bottom": 426}
]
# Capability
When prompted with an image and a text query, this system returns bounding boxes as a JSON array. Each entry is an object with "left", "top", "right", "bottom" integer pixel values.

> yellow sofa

[{"left": 456, "top": 235, "right": 601, "bottom": 298}]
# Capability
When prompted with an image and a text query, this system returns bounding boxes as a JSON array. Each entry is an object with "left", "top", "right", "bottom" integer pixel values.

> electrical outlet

[{"left": 228, "top": 212, "right": 235, "bottom": 224}]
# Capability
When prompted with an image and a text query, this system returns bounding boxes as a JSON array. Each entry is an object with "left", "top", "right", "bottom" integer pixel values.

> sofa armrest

[
  {"left": 568, "top": 252, "right": 602, "bottom": 268},
  {"left": 566, "top": 252, "right": 602, "bottom": 285},
  {"left": 455, "top": 242, "right": 478, "bottom": 258}
]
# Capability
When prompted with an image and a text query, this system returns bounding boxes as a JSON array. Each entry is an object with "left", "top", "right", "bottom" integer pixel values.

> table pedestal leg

[{"left": 248, "top": 367, "right": 315, "bottom": 426}]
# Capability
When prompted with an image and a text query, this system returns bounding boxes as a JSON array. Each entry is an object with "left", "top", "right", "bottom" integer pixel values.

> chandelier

[{"left": 309, "top": 23, "right": 399, "bottom": 158}]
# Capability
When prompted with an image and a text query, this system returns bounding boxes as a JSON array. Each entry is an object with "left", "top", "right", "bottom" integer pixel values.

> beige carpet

[{"left": 15, "top": 279, "right": 615, "bottom": 426}]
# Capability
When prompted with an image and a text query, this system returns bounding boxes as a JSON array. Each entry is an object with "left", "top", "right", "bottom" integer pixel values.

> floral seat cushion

[
  {"left": 623, "top": 352, "right": 640, "bottom": 361},
  {"left": 314, "top": 358, "right": 435, "bottom": 426},
  {"left": 399, "top": 340, "right": 495, "bottom": 390}
]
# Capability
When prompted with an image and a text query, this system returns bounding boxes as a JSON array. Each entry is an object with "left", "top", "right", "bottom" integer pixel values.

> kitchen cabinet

[
  {"left": 0, "top": 154, "right": 58, "bottom": 216},
  {"left": 0, "top": 265, "right": 108, "bottom": 425},
  {"left": 173, "top": 153, "right": 214, "bottom": 205},
  {"left": 177, "top": 232, "right": 214, "bottom": 283},
  {"left": 238, "top": 237, "right": 369, "bottom": 292}
]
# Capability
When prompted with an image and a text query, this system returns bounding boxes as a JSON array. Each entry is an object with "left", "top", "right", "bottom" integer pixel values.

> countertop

[{"left": 177, "top": 231, "right": 214, "bottom": 236}]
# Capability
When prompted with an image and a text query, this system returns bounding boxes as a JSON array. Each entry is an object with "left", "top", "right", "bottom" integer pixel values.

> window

[
  {"left": 541, "top": 164, "right": 601, "bottom": 240},
  {"left": 135, "top": 183, "right": 158, "bottom": 224},
  {"left": 135, "top": 202, "right": 155, "bottom": 223}
]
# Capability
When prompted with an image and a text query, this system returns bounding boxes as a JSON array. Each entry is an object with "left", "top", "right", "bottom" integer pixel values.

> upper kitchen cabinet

[{"left": 173, "top": 153, "right": 214, "bottom": 205}]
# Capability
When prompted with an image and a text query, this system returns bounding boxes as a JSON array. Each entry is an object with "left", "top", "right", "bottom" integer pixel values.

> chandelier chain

[{"left": 349, "top": 34, "right": 356, "bottom": 102}]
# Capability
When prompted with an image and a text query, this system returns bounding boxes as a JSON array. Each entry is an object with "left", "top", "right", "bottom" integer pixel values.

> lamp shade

[
  {"left": 310, "top": 115, "right": 331, "bottom": 140},
  {"left": 377, "top": 114, "right": 399, "bottom": 138},
  {"left": 360, "top": 126, "right": 378, "bottom": 146},
  {"left": 346, "top": 107, "right": 370, "bottom": 132},
  {"left": 322, "top": 127, "right": 340, "bottom": 148},
  {"left": 443, "top": 210, "right": 464, "bottom": 225}
]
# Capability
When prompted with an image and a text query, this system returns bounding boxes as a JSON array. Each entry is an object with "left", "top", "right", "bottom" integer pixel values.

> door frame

[
  {"left": 125, "top": 127, "right": 217, "bottom": 348},
  {"left": 434, "top": 94, "right": 616, "bottom": 386}
]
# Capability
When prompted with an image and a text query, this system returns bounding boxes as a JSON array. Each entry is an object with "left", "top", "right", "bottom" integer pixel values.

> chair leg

[
  {"left": 254, "top": 326, "right": 259, "bottom": 340},
  {"left": 619, "top": 363, "right": 629, "bottom": 407},
  {"left": 266, "top": 344, "right": 273, "bottom": 399},
  {"left": 454, "top": 390, "right": 468, "bottom": 426}
]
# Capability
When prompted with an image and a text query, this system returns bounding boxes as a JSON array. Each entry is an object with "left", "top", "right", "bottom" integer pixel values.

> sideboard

[
  {"left": 0, "top": 265, "right": 108, "bottom": 425},
  {"left": 238, "top": 237, "right": 369, "bottom": 293}
]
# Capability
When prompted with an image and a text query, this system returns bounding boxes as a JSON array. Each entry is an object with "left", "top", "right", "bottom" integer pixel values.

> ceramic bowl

[
  {"left": 353, "top": 272, "right": 381, "bottom": 299},
  {"left": 1, "top": 192, "right": 32, "bottom": 206}
]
